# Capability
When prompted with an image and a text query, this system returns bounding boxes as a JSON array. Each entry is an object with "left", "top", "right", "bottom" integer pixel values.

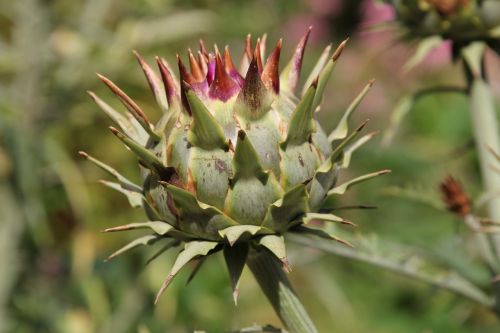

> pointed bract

[
  {"left": 185, "top": 89, "right": 229, "bottom": 150},
  {"left": 232, "top": 131, "right": 268, "bottom": 185},
  {"left": 133, "top": 50, "right": 167, "bottom": 112},
  {"left": 281, "top": 26, "right": 312, "bottom": 93},
  {"left": 156, "top": 57, "right": 179, "bottom": 108},
  {"left": 155, "top": 241, "right": 218, "bottom": 303},
  {"left": 224, "top": 243, "right": 249, "bottom": 305},
  {"left": 281, "top": 81, "right": 317, "bottom": 148},
  {"left": 97, "top": 74, "right": 160, "bottom": 141},
  {"left": 188, "top": 49, "right": 205, "bottom": 82},
  {"left": 259, "top": 235, "right": 290, "bottom": 272},
  {"left": 225, "top": 46, "right": 244, "bottom": 87},
  {"left": 235, "top": 58, "right": 272, "bottom": 119},
  {"left": 109, "top": 127, "right": 175, "bottom": 180},
  {"left": 328, "top": 80, "right": 374, "bottom": 142},
  {"left": 208, "top": 53, "right": 240, "bottom": 101},
  {"left": 261, "top": 39, "right": 282, "bottom": 94},
  {"left": 105, "top": 234, "right": 160, "bottom": 262}
]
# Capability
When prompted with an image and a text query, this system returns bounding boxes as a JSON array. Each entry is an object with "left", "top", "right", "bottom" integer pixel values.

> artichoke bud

[{"left": 83, "top": 29, "right": 388, "bottom": 304}]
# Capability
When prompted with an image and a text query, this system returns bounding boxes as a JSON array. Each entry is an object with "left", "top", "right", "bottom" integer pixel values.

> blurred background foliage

[{"left": 0, "top": 0, "right": 499, "bottom": 332}]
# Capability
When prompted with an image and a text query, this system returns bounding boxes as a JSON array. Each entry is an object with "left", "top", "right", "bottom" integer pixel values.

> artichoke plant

[{"left": 81, "top": 29, "right": 387, "bottom": 329}]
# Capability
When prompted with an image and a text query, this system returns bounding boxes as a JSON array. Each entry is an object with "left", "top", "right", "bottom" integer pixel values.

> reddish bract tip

[
  {"left": 288, "top": 26, "right": 312, "bottom": 91},
  {"left": 261, "top": 39, "right": 282, "bottom": 94},
  {"left": 198, "top": 51, "right": 208, "bottom": 76},
  {"left": 254, "top": 39, "right": 263, "bottom": 74},
  {"left": 188, "top": 49, "right": 204, "bottom": 82},
  {"left": 206, "top": 54, "right": 216, "bottom": 85},
  {"left": 245, "top": 34, "right": 252, "bottom": 60},
  {"left": 177, "top": 54, "right": 196, "bottom": 85},
  {"left": 156, "top": 56, "right": 177, "bottom": 106},
  {"left": 224, "top": 46, "right": 244, "bottom": 87},
  {"left": 208, "top": 53, "right": 240, "bottom": 102},
  {"left": 332, "top": 38, "right": 349, "bottom": 61},
  {"left": 199, "top": 39, "right": 208, "bottom": 57}
]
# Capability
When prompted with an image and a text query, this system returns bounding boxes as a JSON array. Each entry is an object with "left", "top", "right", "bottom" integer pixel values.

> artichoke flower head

[
  {"left": 383, "top": 0, "right": 500, "bottom": 56},
  {"left": 82, "top": 28, "right": 388, "bottom": 304}
]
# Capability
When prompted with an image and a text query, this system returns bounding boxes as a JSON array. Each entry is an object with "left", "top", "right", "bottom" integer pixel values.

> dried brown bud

[{"left": 439, "top": 175, "right": 471, "bottom": 217}]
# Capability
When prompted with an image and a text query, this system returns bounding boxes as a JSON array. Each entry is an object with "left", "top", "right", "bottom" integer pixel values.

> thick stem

[
  {"left": 246, "top": 247, "right": 319, "bottom": 333},
  {"left": 467, "top": 62, "right": 500, "bottom": 257}
]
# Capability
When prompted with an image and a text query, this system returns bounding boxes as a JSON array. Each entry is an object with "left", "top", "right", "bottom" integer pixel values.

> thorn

[
  {"left": 332, "top": 38, "right": 349, "bottom": 61},
  {"left": 254, "top": 38, "right": 263, "bottom": 74},
  {"left": 311, "top": 75, "right": 319, "bottom": 89},
  {"left": 109, "top": 126, "right": 119, "bottom": 135},
  {"left": 78, "top": 151, "right": 89, "bottom": 158},
  {"left": 199, "top": 39, "right": 208, "bottom": 56},
  {"left": 232, "top": 288, "right": 239, "bottom": 306},
  {"left": 355, "top": 119, "right": 370, "bottom": 132},
  {"left": 378, "top": 169, "right": 392, "bottom": 175},
  {"left": 154, "top": 274, "right": 174, "bottom": 305},
  {"left": 245, "top": 34, "right": 252, "bottom": 60}
]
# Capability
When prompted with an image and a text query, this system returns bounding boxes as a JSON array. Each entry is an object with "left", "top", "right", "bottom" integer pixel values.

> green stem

[
  {"left": 246, "top": 247, "right": 319, "bottom": 333},
  {"left": 465, "top": 56, "right": 500, "bottom": 258}
]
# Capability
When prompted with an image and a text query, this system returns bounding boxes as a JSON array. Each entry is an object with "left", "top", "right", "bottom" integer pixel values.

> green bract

[{"left": 82, "top": 30, "right": 388, "bottom": 304}]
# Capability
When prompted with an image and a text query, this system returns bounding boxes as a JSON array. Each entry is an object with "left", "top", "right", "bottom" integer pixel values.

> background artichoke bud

[{"left": 385, "top": 0, "right": 500, "bottom": 53}]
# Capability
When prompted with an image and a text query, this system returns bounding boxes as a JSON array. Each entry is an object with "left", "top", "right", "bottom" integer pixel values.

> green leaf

[
  {"left": 103, "top": 221, "right": 173, "bottom": 235},
  {"left": 219, "top": 225, "right": 263, "bottom": 246},
  {"left": 224, "top": 243, "right": 249, "bottom": 304},
  {"left": 155, "top": 241, "right": 218, "bottom": 303},
  {"left": 259, "top": 235, "right": 289, "bottom": 271},
  {"left": 99, "top": 180, "right": 144, "bottom": 208},
  {"left": 232, "top": 131, "right": 268, "bottom": 185},
  {"left": 289, "top": 233, "right": 494, "bottom": 308},
  {"left": 105, "top": 234, "right": 160, "bottom": 262},
  {"left": 186, "top": 89, "right": 228, "bottom": 150},
  {"left": 281, "top": 83, "right": 316, "bottom": 149},
  {"left": 328, "top": 80, "right": 374, "bottom": 142},
  {"left": 79, "top": 151, "right": 142, "bottom": 192},
  {"left": 403, "top": 36, "right": 443, "bottom": 72}
]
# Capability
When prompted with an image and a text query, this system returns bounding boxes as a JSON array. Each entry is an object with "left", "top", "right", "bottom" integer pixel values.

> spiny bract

[{"left": 81, "top": 29, "right": 388, "bottom": 304}]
